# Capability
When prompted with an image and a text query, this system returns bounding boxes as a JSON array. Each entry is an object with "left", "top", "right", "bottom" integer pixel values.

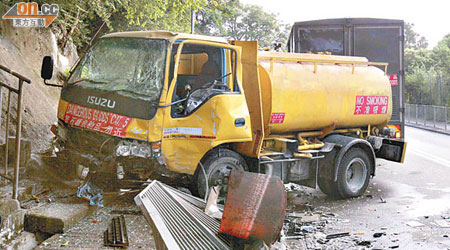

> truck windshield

[{"left": 68, "top": 37, "right": 168, "bottom": 102}]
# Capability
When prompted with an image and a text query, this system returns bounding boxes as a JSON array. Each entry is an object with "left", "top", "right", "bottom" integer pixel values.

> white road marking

[{"left": 408, "top": 148, "right": 450, "bottom": 168}]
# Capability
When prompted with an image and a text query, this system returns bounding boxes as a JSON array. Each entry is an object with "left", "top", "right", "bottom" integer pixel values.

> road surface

[{"left": 286, "top": 126, "right": 450, "bottom": 249}]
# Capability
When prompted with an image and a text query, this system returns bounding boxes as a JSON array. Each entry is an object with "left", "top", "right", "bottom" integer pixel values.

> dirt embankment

[{"left": 0, "top": 4, "right": 78, "bottom": 152}]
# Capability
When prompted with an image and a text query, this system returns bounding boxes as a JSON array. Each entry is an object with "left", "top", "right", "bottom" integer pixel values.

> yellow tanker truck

[{"left": 40, "top": 31, "right": 406, "bottom": 199}]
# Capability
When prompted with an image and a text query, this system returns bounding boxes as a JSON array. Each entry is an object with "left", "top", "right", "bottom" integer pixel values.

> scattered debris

[
  {"left": 110, "top": 209, "right": 141, "bottom": 215},
  {"left": 300, "top": 226, "right": 313, "bottom": 233},
  {"left": 380, "top": 196, "right": 386, "bottom": 203},
  {"left": 103, "top": 215, "right": 129, "bottom": 248},
  {"left": 389, "top": 245, "right": 400, "bottom": 248},
  {"left": 405, "top": 221, "right": 424, "bottom": 227},
  {"left": 205, "top": 186, "right": 223, "bottom": 219},
  {"left": 435, "top": 219, "right": 450, "bottom": 228},
  {"left": 77, "top": 180, "right": 104, "bottom": 207},
  {"left": 373, "top": 232, "right": 385, "bottom": 238},
  {"left": 325, "top": 232, "right": 350, "bottom": 239},
  {"left": 357, "top": 240, "right": 372, "bottom": 246}
]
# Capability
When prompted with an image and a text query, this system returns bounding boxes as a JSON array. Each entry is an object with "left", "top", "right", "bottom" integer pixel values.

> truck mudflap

[{"left": 375, "top": 138, "right": 407, "bottom": 163}]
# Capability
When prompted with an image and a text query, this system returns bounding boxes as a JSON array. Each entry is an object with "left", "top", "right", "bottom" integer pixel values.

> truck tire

[
  {"left": 318, "top": 177, "right": 339, "bottom": 197},
  {"left": 319, "top": 148, "right": 371, "bottom": 199},
  {"left": 195, "top": 149, "right": 247, "bottom": 199},
  {"left": 336, "top": 148, "right": 371, "bottom": 198}
]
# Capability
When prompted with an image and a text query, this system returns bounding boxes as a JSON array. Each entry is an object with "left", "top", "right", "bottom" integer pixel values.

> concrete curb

[
  {"left": 406, "top": 123, "right": 450, "bottom": 136},
  {"left": 24, "top": 198, "right": 98, "bottom": 234}
]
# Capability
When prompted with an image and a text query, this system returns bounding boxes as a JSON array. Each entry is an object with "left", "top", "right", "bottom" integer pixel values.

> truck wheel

[
  {"left": 318, "top": 148, "right": 371, "bottom": 199},
  {"left": 336, "top": 148, "right": 371, "bottom": 198},
  {"left": 195, "top": 149, "right": 247, "bottom": 199}
]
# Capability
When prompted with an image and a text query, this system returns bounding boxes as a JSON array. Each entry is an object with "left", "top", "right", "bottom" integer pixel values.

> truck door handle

[{"left": 235, "top": 118, "right": 245, "bottom": 127}]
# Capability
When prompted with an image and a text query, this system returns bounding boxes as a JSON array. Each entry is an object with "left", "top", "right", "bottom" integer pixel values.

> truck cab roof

[{"left": 102, "top": 30, "right": 229, "bottom": 44}]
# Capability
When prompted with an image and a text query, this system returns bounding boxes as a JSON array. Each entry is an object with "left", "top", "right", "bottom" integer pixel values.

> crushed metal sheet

[{"left": 135, "top": 180, "right": 231, "bottom": 250}]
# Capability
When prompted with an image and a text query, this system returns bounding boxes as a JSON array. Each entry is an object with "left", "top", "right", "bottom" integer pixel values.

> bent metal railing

[
  {"left": 0, "top": 64, "right": 30, "bottom": 200},
  {"left": 405, "top": 103, "right": 449, "bottom": 132}
]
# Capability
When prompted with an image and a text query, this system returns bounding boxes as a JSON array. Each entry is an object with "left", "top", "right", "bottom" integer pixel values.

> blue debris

[{"left": 77, "top": 180, "right": 104, "bottom": 207}]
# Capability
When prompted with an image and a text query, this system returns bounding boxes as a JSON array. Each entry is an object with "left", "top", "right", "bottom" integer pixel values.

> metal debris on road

[
  {"left": 373, "top": 232, "right": 385, "bottom": 238},
  {"left": 103, "top": 215, "right": 129, "bottom": 248},
  {"left": 435, "top": 219, "right": 450, "bottom": 228},
  {"left": 325, "top": 232, "right": 350, "bottom": 239},
  {"left": 135, "top": 180, "right": 231, "bottom": 250},
  {"left": 405, "top": 221, "right": 425, "bottom": 227}
]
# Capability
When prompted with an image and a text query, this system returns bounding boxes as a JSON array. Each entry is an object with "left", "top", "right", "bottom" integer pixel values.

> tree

[
  {"left": 195, "top": 0, "right": 289, "bottom": 50},
  {"left": 405, "top": 22, "right": 428, "bottom": 49},
  {"left": 3, "top": 0, "right": 212, "bottom": 52}
]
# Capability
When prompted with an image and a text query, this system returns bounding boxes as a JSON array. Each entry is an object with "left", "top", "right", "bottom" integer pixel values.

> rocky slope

[{"left": 0, "top": 4, "right": 78, "bottom": 152}]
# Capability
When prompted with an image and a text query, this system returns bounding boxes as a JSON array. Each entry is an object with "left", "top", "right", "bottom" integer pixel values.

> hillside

[{"left": 0, "top": 4, "right": 78, "bottom": 152}]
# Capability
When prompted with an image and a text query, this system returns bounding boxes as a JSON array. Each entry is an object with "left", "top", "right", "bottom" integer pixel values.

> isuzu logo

[{"left": 87, "top": 96, "right": 116, "bottom": 109}]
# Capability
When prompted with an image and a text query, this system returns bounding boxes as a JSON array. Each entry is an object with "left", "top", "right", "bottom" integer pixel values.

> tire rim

[
  {"left": 199, "top": 162, "right": 242, "bottom": 202},
  {"left": 209, "top": 164, "right": 234, "bottom": 188},
  {"left": 345, "top": 158, "right": 367, "bottom": 193}
]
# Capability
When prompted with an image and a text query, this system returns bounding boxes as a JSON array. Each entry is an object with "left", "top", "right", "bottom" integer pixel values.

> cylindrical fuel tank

[{"left": 257, "top": 52, "right": 392, "bottom": 134}]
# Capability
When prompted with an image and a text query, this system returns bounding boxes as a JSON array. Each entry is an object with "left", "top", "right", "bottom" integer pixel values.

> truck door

[
  {"left": 160, "top": 41, "right": 252, "bottom": 175},
  {"left": 353, "top": 25, "right": 404, "bottom": 137}
]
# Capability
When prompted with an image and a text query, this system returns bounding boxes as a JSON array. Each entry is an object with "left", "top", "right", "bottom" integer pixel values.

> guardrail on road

[{"left": 405, "top": 104, "right": 449, "bottom": 131}]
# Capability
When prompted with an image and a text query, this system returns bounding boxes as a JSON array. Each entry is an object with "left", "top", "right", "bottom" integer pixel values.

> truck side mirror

[
  {"left": 41, "top": 56, "right": 62, "bottom": 87},
  {"left": 41, "top": 56, "right": 53, "bottom": 80}
]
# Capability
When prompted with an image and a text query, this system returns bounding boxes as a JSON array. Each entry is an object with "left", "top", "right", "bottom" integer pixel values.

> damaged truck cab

[{"left": 41, "top": 31, "right": 406, "bottom": 199}]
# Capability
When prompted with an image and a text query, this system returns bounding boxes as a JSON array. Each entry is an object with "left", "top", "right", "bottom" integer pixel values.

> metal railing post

[
  {"left": 4, "top": 91, "right": 11, "bottom": 184},
  {"left": 433, "top": 106, "right": 436, "bottom": 128},
  {"left": 416, "top": 104, "right": 418, "bottom": 124},
  {"left": 407, "top": 104, "right": 410, "bottom": 122},
  {"left": 423, "top": 105, "right": 427, "bottom": 126},
  {"left": 12, "top": 79, "right": 24, "bottom": 200},
  {"left": 0, "top": 64, "right": 30, "bottom": 200},
  {"left": 446, "top": 107, "right": 448, "bottom": 131}
]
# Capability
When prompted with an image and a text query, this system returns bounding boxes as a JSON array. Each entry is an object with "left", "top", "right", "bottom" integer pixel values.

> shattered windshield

[{"left": 68, "top": 37, "right": 168, "bottom": 101}]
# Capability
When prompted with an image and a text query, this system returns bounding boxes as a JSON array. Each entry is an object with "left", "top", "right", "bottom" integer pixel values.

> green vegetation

[
  {"left": 405, "top": 23, "right": 450, "bottom": 106},
  {"left": 3, "top": 0, "right": 288, "bottom": 51}
]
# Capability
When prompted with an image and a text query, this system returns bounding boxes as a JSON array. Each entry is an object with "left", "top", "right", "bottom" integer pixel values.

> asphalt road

[{"left": 288, "top": 126, "right": 450, "bottom": 249}]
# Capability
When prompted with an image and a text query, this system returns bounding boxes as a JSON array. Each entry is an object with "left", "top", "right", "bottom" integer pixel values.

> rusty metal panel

[{"left": 219, "top": 170, "right": 286, "bottom": 245}]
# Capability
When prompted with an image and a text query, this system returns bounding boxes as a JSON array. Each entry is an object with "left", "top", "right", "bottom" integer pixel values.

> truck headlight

[
  {"left": 115, "top": 140, "right": 151, "bottom": 158},
  {"left": 115, "top": 140, "right": 162, "bottom": 159}
]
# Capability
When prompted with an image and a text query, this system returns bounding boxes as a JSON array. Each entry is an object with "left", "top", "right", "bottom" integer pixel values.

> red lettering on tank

[
  {"left": 354, "top": 96, "right": 389, "bottom": 115},
  {"left": 270, "top": 113, "right": 285, "bottom": 124}
]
